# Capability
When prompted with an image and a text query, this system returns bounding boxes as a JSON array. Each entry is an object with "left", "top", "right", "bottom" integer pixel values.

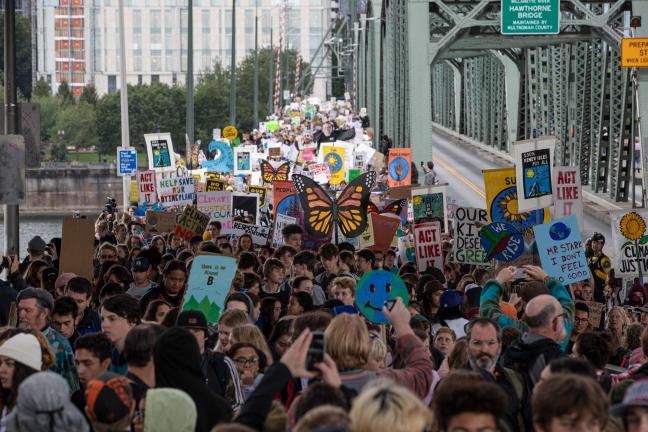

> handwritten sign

[
  {"left": 413, "top": 221, "right": 443, "bottom": 272},
  {"left": 183, "top": 255, "right": 237, "bottom": 324},
  {"left": 611, "top": 210, "right": 648, "bottom": 276},
  {"left": 157, "top": 172, "right": 195, "bottom": 208},
  {"left": 206, "top": 178, "right": 226, "bottom": 192},
  {"left": 553, "top": 166, "right": 583, "bottom": 222},
  {"left": 358, "top": 215, "right": 375, "bottom": 248},
  {"left": 197, "top": 191, "right": 233, "bottom": 233},
  {"left": 145, "top": 211, "right": 176, "bottom": 235},
  {"left": 534, "top": 215, "right": 590, "bottom": 285},
  {"left": 137, "top": 170, "right": 158, "bottom": 205},
  {"left": 309, "top": 163, "right": 331, "bottom": 184},
  {"left": 452, "top": 207, "right": 489, "bottom": 265},
  {"left": 231, "top": 221, "right": 270, "bottom": 246},
  {"left": 272, "top": 214, "right": 297, "bottom": 248},
  {"left": 175, "top": 206, "right": 210, "bottom": 241}
]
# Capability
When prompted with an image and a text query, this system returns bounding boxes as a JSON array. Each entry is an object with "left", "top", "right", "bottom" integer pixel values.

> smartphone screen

[{"left": 306, "top": 331, "right": 325, "bottom": 371}]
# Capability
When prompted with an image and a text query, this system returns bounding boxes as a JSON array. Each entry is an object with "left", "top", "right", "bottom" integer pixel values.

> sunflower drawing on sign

[{"left": 620, "top": 212, "right": 648, "bottom": 278}]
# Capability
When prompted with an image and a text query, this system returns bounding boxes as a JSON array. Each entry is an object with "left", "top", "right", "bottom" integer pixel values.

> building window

[
  {"left": 151, "top": 50, "right": 162, "bottom": 71},
  {"left": 262, "top": 10, "right": 271, "bottom": 47},
  {"left": 151, "top": 74, "right": 159, "bottom": 83},
  {"left": 108, "top": 75, "right": 117, "bottom": 93},
  {"left": 245, "top": 9, "right": 253, "bottom": 52},
  {"left": 138, "top": 74, "right": 143, "bottom": 85}
]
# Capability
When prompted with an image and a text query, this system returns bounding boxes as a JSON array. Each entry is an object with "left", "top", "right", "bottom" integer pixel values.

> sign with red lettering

[
  {"left": 413, "top": 221, "right": 443, "bottom": 272},
  {"left": 137, "top": 170, "right": 158, "bottom": 205},
  {"left": 552, "top": 166, "right": 583, "bottom": 223}
]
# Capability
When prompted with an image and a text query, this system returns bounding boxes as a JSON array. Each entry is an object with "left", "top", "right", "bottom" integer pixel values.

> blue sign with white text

[
  {"left": 533, "top": 215, "right": 590, "bottom": 285},
  {"left": 118, "top": 148, "right": 138, "bottom": 176}
]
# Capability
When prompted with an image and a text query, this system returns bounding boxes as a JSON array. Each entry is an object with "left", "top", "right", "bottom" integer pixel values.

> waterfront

[{"left": 0, "top": 218, "right": 64, "bottom": 256}]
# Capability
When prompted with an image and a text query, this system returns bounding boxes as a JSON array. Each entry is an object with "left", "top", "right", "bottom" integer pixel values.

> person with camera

[{"left": 0, "top": 253, "right": 27, "bottom": 326}]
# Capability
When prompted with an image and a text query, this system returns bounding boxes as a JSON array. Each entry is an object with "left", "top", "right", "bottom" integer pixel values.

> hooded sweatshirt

[
  {"left": 501, "top": 332, "right": 564, "bottom": 387},
  {"left": 154, "top": 327, "right": 232, "bottom": 432},
  {"left": 144, "top": 388, "right": 197, "bottom": 432}
]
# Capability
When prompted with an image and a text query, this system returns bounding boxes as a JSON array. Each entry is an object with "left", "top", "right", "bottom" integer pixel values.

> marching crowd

[{"left": 1, "top": 103, "right": 648, "bottom": 432}]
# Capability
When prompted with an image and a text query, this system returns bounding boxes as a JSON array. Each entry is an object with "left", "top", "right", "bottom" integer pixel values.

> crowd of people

[{"left": 0, "top": 101, "right": 647, "bottom": 432}]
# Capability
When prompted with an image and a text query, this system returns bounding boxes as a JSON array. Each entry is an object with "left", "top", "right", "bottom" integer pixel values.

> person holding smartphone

[{"left": 0, "top": 253, "right": 26, "bottom": 326}]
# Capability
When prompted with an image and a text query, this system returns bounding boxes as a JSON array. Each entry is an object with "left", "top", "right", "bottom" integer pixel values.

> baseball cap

[
  {"left": 54, "top": 273, "right": 76, "bottom": 292},
  {"left": 591, "top": 232, "right": 605, "bottom": 244},
  {"left": 609, "top": 380, "right": 648, "bottom": 416},
  {"left": 85, "top": 373, "right": 133, "bottom": 425},
  {"left": 0, "top": 333, "right": 42, "bottom": 371},
  {"left": 440, "top": 290, "right": 463, "bottom": 309},
  {"left": 176, "top": 310, "right": 208, "bottom": 331},
  {"left": 131, "top": 256, "right": 150, "bottom": 273},
  {"left": 27, "top": 236, "right": 46, "bottom": 252}
]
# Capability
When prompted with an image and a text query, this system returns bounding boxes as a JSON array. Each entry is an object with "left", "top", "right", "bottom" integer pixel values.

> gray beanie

[
  {"left": 16, "top": 287, "right": 54, "bottom": 312},
  {"left": 3, "top": 372, "right": 89, "bottom": 432}
]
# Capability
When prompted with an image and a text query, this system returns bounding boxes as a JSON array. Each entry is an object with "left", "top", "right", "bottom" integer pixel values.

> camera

[{"left": 103, "top": 197, "right": 118, "bottom": 215}]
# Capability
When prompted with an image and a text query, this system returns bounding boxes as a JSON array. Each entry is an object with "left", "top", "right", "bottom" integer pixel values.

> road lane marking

[{"left": 433, "top": 155, "right": 486, "bottom": 199}]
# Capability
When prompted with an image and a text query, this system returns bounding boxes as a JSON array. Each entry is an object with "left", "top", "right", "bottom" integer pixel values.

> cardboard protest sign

[
  {"left": 358, "top": 216, "right": 375, "bottom": 248},
  {"left": 298, "top": 145, "right": 317, "bottom": 164},
  {"left": 370, "top": 214, "right": 400, "bottom": 254},
  {"left": 513, "top": 137, "right": 555, "bottom": 212},
  {"left": 398, "top": 234, "right": 416, "bottom": 263},
  {"left": 182, "top": 255, "right": 237, "bottom": 324},
  {"left": 231, "top": 221, "right": 270, "bottom": 245},
  {"left": 413, "top": 221, "right": 444, "bottom": 272},
  {"left": 145, "top": 133, "right": 176, "bottom": 171},
  {"left": 157, "top": 172, "right": 195, "bottom": 208},
  {"left": 130, "top": 180, "right": 138, "bottom": 203},
  {"left": 234, "top": 147, "right": 253, "bottom": 175},
  {"left": 197, "top": 191, "right": 233, "bottom": 233},
  {"left": 452, "top": 207, "right": 489, "bottom": 265},
  {"left": 355, "top": 270, "right": 409, "bottom": 324},
  {"left": 412, "top": 185, "right": 448, "bottom": 230},
  {"left": 322, "top": 145, "right": 346, "bottom": 185},
  {"left": 137, "top": 170, "right": 158, "bottom": 205},
  {"left": 248, "top": 186, "right": 267, "bottom": 207},
  {"left": 611, "top": 210, "right": 648, "bottom": 276},
  {"left": 552, "top": 166, "right": 583, "bottom": 222},
  {"left": 483, "top": 167, "right": 550, "bottom": 241},
  {"left": 534, "top": 215, "right": 590, "bottom": 285},
  {"left": 479, "top": 221, "right": 524, "bottom": 263},
  {"left": 387, "top": 148, "right": 412, "bottom": 188},
  {"left": 204, "top": 140, "right": 234, "bottom": 173},
  {"left": 60, "top": 217, "right": 95, "bottom": 280},
  {"left": 272, "top": 214, "right": 297, "bottom": 248},
  {"left": 206, "top": 178, "right": 226, "bottom": 192},
  {"left": 585, "top": 301, "right": 604, "bottom": 328},
  {"left": 231, "top": 192, "right": 259, "bottom": 224},
  {"left": 309, "top": 162, "right": 331, "bottom": 184},
  {"left": 175, "top": 206, "right": 210, "bottom": 241},
  {"left": 145, "top": 211, "right": 176, "bottom": 235},
  {"left": 273, "top": 180, "right": 302, "bottom": 220}
]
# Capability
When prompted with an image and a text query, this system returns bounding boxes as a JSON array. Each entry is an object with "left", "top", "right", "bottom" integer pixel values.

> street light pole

[
  {"left": 4, "top": 0, "right": 19, "bottom": 256},
  {"left": 186, "top": 0, "right": 194, "bottom": 167},
  {"left": 229, "top": 0, "right": 236, "bottom": 125},
  {"left": 118, "top": 0, "right": 131, "bottom": 212},
  {"left": 253, "top": 6, "right": 259, "bottom": 128}
]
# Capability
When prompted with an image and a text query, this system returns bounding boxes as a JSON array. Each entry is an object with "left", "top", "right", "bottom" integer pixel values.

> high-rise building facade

[{"left": 36, "top": 0, "right": 331, "bottom": 97}]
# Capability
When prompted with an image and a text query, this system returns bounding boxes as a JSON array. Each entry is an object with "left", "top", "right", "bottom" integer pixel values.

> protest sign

[
  {"left": 348, "top": 168, "right": 361, "bottom": 182},
  {"left": 355, "top": 270, "right": 409, "bottom": 324},
  {"left": 157, "top": 172, "right": 195, "bottom": 208},
  {"left": 358, "top": 216, "right": 375, "bottom": 248},
  {"left": 479, "top": 221, "right": 524, "bottom": 263},
  {"left": 273, "top": 180, "right": 303, "bottom": 221},
  {"left": 175, "top": 206, "right": 210, "bottom": 242},
  {"left": 183, "top": 255, "right": 237, "bottom": 324},
  {"left": 234, "top": 146, "right": 253, "bottom": 175},
  {"left": 534, "top": 215, "right": 590, "bottom": 285},
  {"left": 197, "top": 191, "right": 233, "bottom": 233},
  {"left": 137, "top": 170, "right": 158, "bottom": 205},
  {"left": 299, "top": 145, "right": 317, "bottom": 164},
  {"left": 231, "top": 221, "right": 271, "bottom": 245},
  {"left": 552, "top": 166, "right": 583, "bottom": 222},
  {"left": 145, "top": 211, "right": 176, "bottom": 235},
  {"left": 483, "top": 167, "right": 550, "bottom": 241},
  {"left": 204, "top": 140, "right": 234, "bottom": 173},
  {"left": 387, "top": 148, "right": 412, "bottom": 188},
  {"left": 145, "top": 133, "right": 176, "bottom": 171},
  {"left": 413, "top": 221, "right": 443, "bottom": 272},
  {"left": 309, "top": 162, "right": 331, "bottom": 184},
  {"left": 611, "top": 210, "right": 648, "bottom": 276},
  {"left": 322, "top": 145, "right": 346, "bottom": 185},
  {"left": 452, "top": 207, "right": 489, "bottom": 265},
  {"left": 130, "top": 180, "right": 138, "bottom": 202},
  {"left": 412, "top": 185, "right": 448, "bottom": 230},
  {"left": 513, "top": 137, "right": 555, "bottom": 212},
  {"left": 205, "top": 178, "right": 226, "bottom": 192},
  {"left": 355, "top": 142, "right": 376, "bottom": 169},
  {"left": 223, "top": 125, "right": 238, "bottom": 141},
  {"left": 232, "top": 192, "right": 259, "bottom": 224},
  {"left": 370, "top": 214, "right": 401, "bottom": 254},
  {"left": 60, "top": 217, "right": 95, "bottom": 280},
  {"left": 585, "top": 301, "right": 604, "bottom": 328},
  {"left": 248, "top": 186, "right": 267, "bottom": 207},
  {"left": 272, "top": 214, "right": 297, "bottom": 248}
]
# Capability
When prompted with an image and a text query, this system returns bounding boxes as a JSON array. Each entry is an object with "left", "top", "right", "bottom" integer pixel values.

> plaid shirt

[
  {"left": 44, "top": 326, "right": 80, "bottom": 393},
  {"left": 379, "top": 333, "right": 434, "bottom": 400}
]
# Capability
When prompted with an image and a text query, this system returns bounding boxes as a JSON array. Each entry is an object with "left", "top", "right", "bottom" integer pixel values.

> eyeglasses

[
  {"left": 234, "top": 357, "right": 259, "bottom": 366},
  {"left": 574, "top": 317, "right": 589, "bottom": 323}
]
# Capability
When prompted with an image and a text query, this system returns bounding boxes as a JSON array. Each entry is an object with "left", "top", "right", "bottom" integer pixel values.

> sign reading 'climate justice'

[{"left": 501, "top": 0, "right": 560, "bottom": 35}]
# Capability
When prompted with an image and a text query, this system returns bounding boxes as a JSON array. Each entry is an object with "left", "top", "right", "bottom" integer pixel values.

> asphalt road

[{"left": 431, "top": 130, "right": 612, "bottom": 243}]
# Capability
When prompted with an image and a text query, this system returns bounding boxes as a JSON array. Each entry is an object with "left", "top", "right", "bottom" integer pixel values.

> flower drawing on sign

[{"left": 620, "top": 212, "right": 648, "bottom": 278}]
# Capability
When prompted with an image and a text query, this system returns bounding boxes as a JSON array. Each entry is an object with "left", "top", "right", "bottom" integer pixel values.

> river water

[{"left": 0, "top": 218, "right": 64, "bottom": 256}]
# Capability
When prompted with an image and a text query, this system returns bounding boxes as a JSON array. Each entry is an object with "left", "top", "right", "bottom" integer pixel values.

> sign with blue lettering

[
  {"left": 533, "top": 215, "right": 590, "bottom": 284},
  {"left": 117, "top": 147, "right": 138, "bottom": 176},
  {"left": 479, "top": 221, "right": 524, "bottom": 263}
]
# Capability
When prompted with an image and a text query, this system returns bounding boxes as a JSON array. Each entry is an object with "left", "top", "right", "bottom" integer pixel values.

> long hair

[{"left": 0, "top": 361, "right": 38, "bottom": 411}]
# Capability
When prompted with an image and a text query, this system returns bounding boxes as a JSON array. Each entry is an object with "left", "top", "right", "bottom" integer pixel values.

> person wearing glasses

[
  {"left": 567, "top": 302, "right": 591, "bottom": 354},
  {"left": 228, "top": 342, "right": 267, "bottom": 400}
]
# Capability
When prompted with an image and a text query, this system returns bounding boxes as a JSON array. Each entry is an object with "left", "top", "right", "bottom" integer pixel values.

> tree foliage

[{"left": 0, "top": 12, "right": 33, "bottom": 98}]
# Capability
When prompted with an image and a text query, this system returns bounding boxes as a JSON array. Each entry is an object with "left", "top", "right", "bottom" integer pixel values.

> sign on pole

[
  {"left": 116, "top": 147, "right": 137, "bottom": 176},
  {"left": 223, "top": 125, "right": 238, "bottom": 141},
  {"left": 413, "top": 221, "right": 443, "bottom": 272},
  {"left": 621, "top": 38, "right": 648, "bottom": 68},
  {"left": 513, "top": 137, "right": 555, "bottom": 212},
  {"left": 552, "top": 166, "right": 583, "bottom": 222},
  {"left": 501, "top": 0, "right": 560, "bottom": 35}
]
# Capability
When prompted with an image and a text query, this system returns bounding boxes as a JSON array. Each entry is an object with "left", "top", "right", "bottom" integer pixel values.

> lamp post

[{"left": 229, "top": 0, "right": 236, "bottom": 125}]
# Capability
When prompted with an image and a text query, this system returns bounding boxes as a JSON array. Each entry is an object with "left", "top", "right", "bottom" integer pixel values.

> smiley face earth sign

[{"left": 356, "top": 270, "right": 409, "bottom": 324}]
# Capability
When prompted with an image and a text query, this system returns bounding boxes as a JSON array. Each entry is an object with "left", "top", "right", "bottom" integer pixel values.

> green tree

[
  {"left": 57, "top": 81, "right": 74, "bottom": 106},
  {"left": 49, "top": 141, "right": 67, "bottom": 161},
  {"left": 80, "top": 84, "right": 98, "bottom": 106},
  {"left": 95, "top": 91, "right": 120, "bottom": 155},
  {"left": 54, "top": 102, "right": 98, "bottom": 159},
  {"left": 32, "top": 78, "right": 51, "bottom": 99},
  {"left": 194, "top": 64, "right": 230, "bottom": 145},
  {"left": 0, "top": 12, "right": 32, "bottom": 99},
  {"left": 35, "top": 94, "right": 60, "bottom": 142}
]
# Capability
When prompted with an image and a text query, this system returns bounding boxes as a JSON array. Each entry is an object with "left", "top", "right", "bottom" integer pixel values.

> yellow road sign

[
  {"left": 223, "top": 125, "right": 238, "bottom": 141},
  {"left": 621, "top": 38, "right": 648, "bottom": 68}
]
